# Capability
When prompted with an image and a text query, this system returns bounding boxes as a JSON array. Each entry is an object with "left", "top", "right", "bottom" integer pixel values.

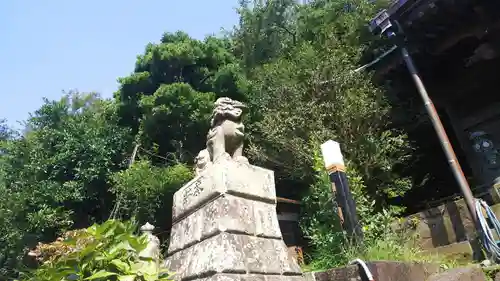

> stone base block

[
  {"left": 172, "top": 156, "right": 276, "bottom": 222},
  {"left": 164, "top": 233, "right": 302, "bottom": 280},
  {"left": 169, "top": 194, "right": 282, "bottom": 254}
]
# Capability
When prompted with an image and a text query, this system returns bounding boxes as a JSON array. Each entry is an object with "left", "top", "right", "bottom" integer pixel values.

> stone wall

[
  {"left": 394, "top": 198, "right": 500, "bottom": 258},
  {"left": 304, "top": 261, "right": 441, "bottom": 281},
  {"left": 396, "top": 199, "right": 475, "bottom": 249}
]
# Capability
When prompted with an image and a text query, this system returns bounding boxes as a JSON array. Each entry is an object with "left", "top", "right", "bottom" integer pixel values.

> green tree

[
  {"left": 233, "top": 0, "right": 298, "bottom": 72},
  {"left": 0, "top": 92, "right": 133, "bottom": 278},
  {"left": 139, "top": 83, "right": 215, "bottom": 164},
  {"left": 0, "top": 119, "right": 11, "bottom": 142},
  {"left": 241, "top": 0, "right": 409, "bottom": 206},
  {"left": 110, "top": 161, "right": 193, "bottom": 242}
]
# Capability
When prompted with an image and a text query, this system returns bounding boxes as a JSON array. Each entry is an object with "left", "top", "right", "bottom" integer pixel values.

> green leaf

[
  {"left": 108, "top": 240, "right": 131, "bottom": 257},
  {"left": 127, "top": 236, "right": 147, "bottom": 252},
  {"left": 118, "top": 275, "right": 136, "bottom": 281},
  {"left": 84, "top": 270, "right": 118, "bottom": 280},
  {"left": 111, "top": 259, "right": 131, "bottom": 272},
  {"left": 144, "top": 273, "right": 158, "bottom": 281},
  {"left": 79, "top": 241, "right": 99, "bottom": 258}
]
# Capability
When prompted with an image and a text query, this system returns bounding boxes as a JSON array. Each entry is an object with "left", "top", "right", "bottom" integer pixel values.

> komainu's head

[{"left": 208, "top": 97, "right": 246, "bottom": 140}]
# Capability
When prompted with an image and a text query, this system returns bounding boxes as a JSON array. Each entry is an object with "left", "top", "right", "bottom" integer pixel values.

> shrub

[
  {"left": 20, "top": 220, "right": 172, "bottom": 281},
  {"left": 300, "top": 147, "right": 455, "bottom": 271}
]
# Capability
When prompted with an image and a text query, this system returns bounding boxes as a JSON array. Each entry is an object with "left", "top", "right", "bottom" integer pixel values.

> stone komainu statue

[{"left": 194, "top": 97, "right": 248, "bottom": 175}]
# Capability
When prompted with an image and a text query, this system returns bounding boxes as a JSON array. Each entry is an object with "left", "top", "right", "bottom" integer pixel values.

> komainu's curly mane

[{"left": 194, "top": 97, "right": 248, "bottom": 175}]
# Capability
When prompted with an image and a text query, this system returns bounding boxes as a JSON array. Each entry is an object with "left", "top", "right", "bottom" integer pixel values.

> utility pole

[
  {"left": 368, "top": 10, "right": 480, "bottom": 230},
  {"left": 321, "top": 140, "right": 363, "bottom": 243},
  {"left": 109, "top": 143, "right": 140, "bottom": 220}
]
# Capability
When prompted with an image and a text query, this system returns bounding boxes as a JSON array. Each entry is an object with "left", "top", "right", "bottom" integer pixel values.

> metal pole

[{"left": 400, "top": 47, "right": 479, "bottom": 227}]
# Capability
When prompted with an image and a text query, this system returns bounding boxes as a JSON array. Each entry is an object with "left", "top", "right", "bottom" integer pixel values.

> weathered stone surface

[
  {"left": 139, "top": 222, "right": 160, "bottom": 261},
  {"left": 187, "top": 233, "right": 247, "bottom": 277},
  {"left": 172, "top": 166, "right": 223, "bottom": 222},
  {"left": 265, "top": 276, "right": 305, "bottom": 281},
  {"left": 429, "top": 241, "right": 474, "bottom": 263},
  {"left": 303, "top": 272, "right": 316, "bottom": 281},
  {"left": 241, "top": 235, "right": 281, "bottom": 274},
  {"left": 169, "top": 194, "right": 282, "bottom": 254},
  {"left": 224, "top": 162, "right": 276, "bottom": 202},
  {"left": 428, "top": 266, "right": 486, "bottom": 281},
  {"left": 168, "top": 209, "right": 205, "bottom": 254},
  {"left": 312, "top": 261, "right": 440, "bottom": 281},
  {"left": 164, "top": 246, "right": 193, "bottom": 280},
  {"left": 193, "top": 274, "right": 304, "bottom": 281},
  {"left": 194, "top": 97, "right": 248, "bottom": 176},
  {"left": 494, "top": 270, "right": 500, "bottom": 281},
  {"left": 241, "top": 275, "right": 266, "bottom": 281},
  {"left": 201, "top": 194, "right": 255, "bottom": 237},
  {"left": 165, "top": 233, "right": 246, "bottom": 280},
  {"left": 165, "top": 233, "right": 302, "bottom": 280},
  {"left": 271, "top": 239, "right": 302, "bottom": 275},
  {"left": 393, "top": 199, "right": 483, "bottom": 250},
  {"left": 254, "top": 200, "right": 282, "bottom": 238},
  {"left": 172, "top": 158, "right": 276, "bottom": 222},
  {"left": 199, "top": 274, "right": 242, "bottom": 281}
]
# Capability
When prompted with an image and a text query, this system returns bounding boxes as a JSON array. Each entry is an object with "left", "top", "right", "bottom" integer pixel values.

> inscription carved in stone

[{"left": 172, "top": 162, "right": 276, "bottom": 222}]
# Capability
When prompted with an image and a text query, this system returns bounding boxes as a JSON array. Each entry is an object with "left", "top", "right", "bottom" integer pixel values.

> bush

[
  {"left": 110, "top": 160, "right": 192, "bottom": 243},
  {"left": 300, "top": 147, "right": 455, "bottom": 271},
  {"left": 21, "top": 220, "right": 172, "bottom": 281}
]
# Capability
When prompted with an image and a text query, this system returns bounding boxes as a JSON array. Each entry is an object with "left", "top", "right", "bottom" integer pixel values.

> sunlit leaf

[
  {"left": 111, "top": 259, "right": 130, "bottom": 272},
  {"left": 83, "top": 270, "right": 117, "bottom": 280},
  {"left": 118, "top": 275, "right": 136, "bottom": 281}
]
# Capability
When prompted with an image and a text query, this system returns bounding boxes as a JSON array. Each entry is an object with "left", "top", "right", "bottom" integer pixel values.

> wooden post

[{"left": 321, "top": 140, "right": 363, "bottom": 243}]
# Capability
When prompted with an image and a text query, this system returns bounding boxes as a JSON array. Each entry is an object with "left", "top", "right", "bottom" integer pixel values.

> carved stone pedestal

[{"left": 163, "top": 155, "right": 304, "bottom": 281}]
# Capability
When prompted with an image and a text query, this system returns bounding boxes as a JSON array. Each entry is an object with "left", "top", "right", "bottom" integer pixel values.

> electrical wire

[
  {"left": 475, "top": 199, "right": 500, "bottom": 261},
  {"left": 352, "top": 45, "right": 398, "bottom": 73},
  {"left": 318, "top": 45, "right": 399, "bottom": 86},
  {"left": 349, "top": 259, "right": 375, "bottom": 281}
]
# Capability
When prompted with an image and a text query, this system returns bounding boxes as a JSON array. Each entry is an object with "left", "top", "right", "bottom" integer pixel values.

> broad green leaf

[
  {"left": 144, "top": 273, "right": 158, "bottom": 281},
  {"left": 111, "top": 259, "right": 131, "bottom": 272},
  {"left": 79, "top": 241, "right": 99, "bottom": 258},
  {"left": 118, "top": 275, "right": 136, "bottom": 281},
  {"left": 127, "top": 236, "right": 146, "bottom": 252},
  {"left": 84, "top": 270, "right": 117, "bottom": 280},
  {"left": 108, "top": 241, "right": 131, "bottom": 257}
]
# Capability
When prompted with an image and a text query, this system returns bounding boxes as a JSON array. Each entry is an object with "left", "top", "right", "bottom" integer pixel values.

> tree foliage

[
  {"left": 241, "top": 0, "right": 410, "bottom": 204},
  {"left": 0, "top": 92, "right": 133, "bottom": 277},
  {"left": 110, "top": 161, "right": 193, "bottom": 242}
]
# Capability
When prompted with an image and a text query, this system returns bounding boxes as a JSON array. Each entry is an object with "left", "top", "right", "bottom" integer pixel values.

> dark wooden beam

[
  {"left": 429, "top": 18, "right": 500, "bottom": 54},
  {"left": 429, "top": 58, "right": 500, "bottom": 104},
  {"left": 277, "top": 197, "right": 301, "bottom": 205}
]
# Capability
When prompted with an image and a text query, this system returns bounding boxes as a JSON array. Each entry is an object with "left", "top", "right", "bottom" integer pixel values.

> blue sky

[{"left": 0, "top": 0, "right": 239, "bottom": 129}]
